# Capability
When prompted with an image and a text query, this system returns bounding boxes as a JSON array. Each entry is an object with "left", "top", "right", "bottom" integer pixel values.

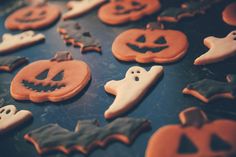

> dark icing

[
  {"left": 25, "top": 117, "right": 150, "bottom": 154},
  {"left": 51, "top": 51, "right": 73, "bottom": 62},
  {"left": 0, "top": 56, "right": 28, "bottom": 72}
]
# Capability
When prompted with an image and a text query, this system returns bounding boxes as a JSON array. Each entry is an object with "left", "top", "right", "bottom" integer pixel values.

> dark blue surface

[{"left": 0, "top": 0, "right": 236, "bottom": 157}]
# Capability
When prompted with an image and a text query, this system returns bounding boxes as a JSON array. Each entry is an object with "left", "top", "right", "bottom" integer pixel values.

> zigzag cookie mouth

[
  {"left": 127, "top": 43, "right": 169, "bottom": 53},
  {"left": 22, "top": 80, "right": 65, "bottom": 92},
  {"left": 15, "top": 17, "right": 45, "bottom": 23},
  {"left": 114, "top": 5, "right": 147, "bottom": 15}
]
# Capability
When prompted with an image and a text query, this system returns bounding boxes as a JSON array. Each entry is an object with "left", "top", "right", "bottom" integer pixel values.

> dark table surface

[{"left": 1, "top": 0, "right": 236, "bottom": 157}]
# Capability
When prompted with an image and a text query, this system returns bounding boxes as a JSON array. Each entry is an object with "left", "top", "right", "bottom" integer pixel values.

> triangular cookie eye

[
  {"left": 131, "top": 1, "right": 141, "bottom": 6},
  {"left": 178, "top": 134, "right": 198, "bottom": 154},
  {"left": 154, "top": 36, "right": 167, "bottom": 44},
  {"left": 52, "top": 70, "right": 64, "bottom": 81},
  {"left": 36, "top": 69, "right": 49, "bottom": 80},
  {"left": 136, "top": 35, "right": 146, "bottom": 43},
  {"left": 210, "top": 134, "right": 232, "bottom": 151}
]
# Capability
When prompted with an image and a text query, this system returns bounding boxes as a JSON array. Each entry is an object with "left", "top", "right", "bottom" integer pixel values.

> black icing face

[{"left": 113, "top": 0, "right": 147, "bottom": 15}]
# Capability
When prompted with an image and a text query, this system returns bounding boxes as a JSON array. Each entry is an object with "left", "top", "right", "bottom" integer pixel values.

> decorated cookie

[
  {"left": 24, "top": 117, "right": 150, "bottom": 155},
  {"left": 0, "top": 31, "right": 45, "bottom": 54},
  {"left": 98, "top": 0, "right": 161, "bottom": 25},
  {"left": 222, "top": 2, "right": 236, "bottom": 26},
  {"left": 194, "top": 31, "right": 236, "bottom": 65},
  {"left": 158, "top": 0, "right": 221, "bottom": 23},
  {"left": 0, "top": 105, "right": 32, "bottom": 134},
  {"left": 10, "top": 51, "right": 91, "bottom": 103},
  {"left": 104, "top": 66, "right": 163, "bottom": 119},
  {"left": 0, "top": 56, "right": 28, "bottom": 72},
  {"left": 112, "top": 23, "right": 189, "bottom": 63},
  {"left": 146, "top": 107, "right": 236, "bottom": 157},
  {"left": 58, "top": 21, "right": 101, "bottom": 53},
  {"left": 183, "top": 75, "right": 236, "bottom": 103},
  {"left": 5, "top": 4, "right": 61, "bottom": 30},
  {"left": 63, "top": 0, "right": 105, "bottom": 20}
]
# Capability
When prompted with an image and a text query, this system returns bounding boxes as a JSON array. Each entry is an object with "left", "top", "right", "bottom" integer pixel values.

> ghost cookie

[
  {"left": 98, "top": 0, "right": 161, "bottom": 25},
  {"left": 0, "top": 56, "right": 28, "bottom": 72},
  {"left": 222, "top": 2, "right": 236, "bottom": 26},
  {"left": 5, "top": 4, "right": 61, "bottom": 30},
  {"left": 63, "top": 0, "right": 105, "bottom": 20},
  {"left": 0, "top": 31, "right": 45, "bottom": 54},
  {"left": 10, "top": 51, "right": 91, "bottom": 103},
  {"left": 104, "top": 66, "right": 163, "bottom": 119},
  {"left": 0, "top": 105, "right": 32, "bottom": 134}
]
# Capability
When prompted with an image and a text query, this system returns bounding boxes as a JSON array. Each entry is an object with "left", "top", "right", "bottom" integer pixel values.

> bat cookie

[
  {"left": 194, "top": 31, "right": 236, "bottom": 65},
  {"left": 63, "top": 0, "right": 105, "bottom": 20},
  {"left": 0, "top": 56, "right": 28, "bottom": 72},
  {"left": 0, "top": 105, "right": 32, "bottom": 134},
  {"left": 0, "top": 31, "right": 45, "bottom": 54},
  {"left": 146, "top": 107, "right": 236, "bottom": 157},
  {"left": 5, "top": 4, "right": 61, "bottom": 30},
  {"left": 10, "top": 51, "right": 91, "bottom": 103},
  {"left": 24, "top": 117, "right": 150, "bottom": 155},
  {"left": 58, "top": 21, "right": 101, "bottom": 53},
  {"left": 222, "top": 2, "right": 236, "bottom": 26},
  {"left": 104, "top": 66, "right": 163, "bottom": 119},
  {"left": 183, "top": 75, "right": 236, "bottom": 103},
  {"left": 98, "top": 0, "right": 161, "bottom": 25}
]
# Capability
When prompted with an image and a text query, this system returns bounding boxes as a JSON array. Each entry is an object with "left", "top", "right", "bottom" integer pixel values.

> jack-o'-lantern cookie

[
  {"left": 112, "top": 23, "right": 189, "bottom": 63},
  {"left": 146, "top": 107, "right": 236, "bottom": 157},
  {"left": 10, "top": 51, "right": 91, "bottom": 103},
  {"left": 222, "top": 2, "right": 236, "bottom": 26},
  {"left": 5, "top": 4, "right": 61, "bottom": 30},
  {"left": 98, "top": 0, "right": 161, "bottom": 25}
]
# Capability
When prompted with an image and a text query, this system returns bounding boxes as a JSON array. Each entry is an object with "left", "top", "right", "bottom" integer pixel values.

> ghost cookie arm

[
  {"left": 104, "top": 80, "right": 123, "bottom": 95},
  {"left": 148, "top": 66, "right": 164, "bottom": 80}
]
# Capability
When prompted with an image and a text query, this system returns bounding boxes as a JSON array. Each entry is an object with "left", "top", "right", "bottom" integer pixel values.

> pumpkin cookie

[
  {"left": 0, "top": 105, "right": 32, "bottom": 134},
  {"left": 194, "top": 31, "right": 236, "bottom": 65},
  {"left": 222, "top": 2, "right": 236, "bottom": 26},
  {"left": 146, "top": 107, "right": 236, "bottom": 157},
  {"left": 24, "top": 117, "right": 150, "bottom": 155},
  {"left": 10, "top": 51, "right": 91, "bottom": 103},
  {"left": 104, "top": 66, "right": 163, "bottom": 119},
  {"left": 98, "top": 0, "right": 161, "bottom": 25},
  {"left": 0, "top": 56, "right": 28, "bottom": 72},
  {"left": 112, "top": 23, "right": 188, "bottom": 63},
  {"left": 5, "top": 4, "right": 61, "bottom": 30}
]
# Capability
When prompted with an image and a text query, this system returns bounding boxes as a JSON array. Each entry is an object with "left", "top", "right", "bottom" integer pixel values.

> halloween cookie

[
  {"left": 0, "top": 105, "right": 32, "bottom": 134},
  {"left": 194, "top": 31, "right": 236, "bottom": 65},
  {"left": 58, "top": 21, "right": 101, "bottom": 53},
  {"left": 146, "top": 107, "right": 236, "bottom": 157},
  {"left": 222, "top": 2, "right": 236, "bottom": 26},
  {"left": 112, "top": 23, "right": 188, "bottom": 63},
  {"left": 5, "top": 4, "right": 61, "bottom": 30},
  {"left": 0, "top": 56, "right": 28, "bottom": 72},
  {"left": 10, "top": 51, "right": 91, "bottom": 103},
  {"left": 0, "top": 31, "right": 45, "bottom": 54},
  {"left": 183, "top": 75, "right": 236, "bottom": 103},
  {"left": 63, "top": 0, "right": 105, "bottom": 20},
  {"left": 98, "top": 0, "right": 161, "bottom": 25},
  {"left": 104, "top": 66, "right": 163, "bottom": 119},
  {"left": 24, "top": 117, "right": 150, "bottom": 155}
]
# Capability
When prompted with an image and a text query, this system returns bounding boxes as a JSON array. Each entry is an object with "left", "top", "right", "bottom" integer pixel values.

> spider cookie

[
  {"left": 63, "top": 0, "right": 105, "bottom": 20},
  {"left": 0, "top": 105, "right": 32, "bottom": 134},
  {"left": 0, "top": 31, "right": 45, "bottom": 54},
  {"left": 5, "top": 4, "right": 61, "bottom": 30},
  {"left": 222, "top": 2, "right": 236, "bottom": 26},
  {"left": 10, "top": 51, "right": 91, "bottom": 103},
  {"left": 24, "top": 117, "right": 150, "bottom": 155},
  {"left": 146, "top": 107, "right": 236, "bottom": 157},
  {"left": 194, "top": 31, "right": 236, "bottom": 65},
  {"left": 98, "top": 0, "right": 161, "bottom": 25},
  {"left": 0, "top": 56, "right": 28, "bottom": 72},
  {"left": 104, "top": 66, "right": 163, "bottom": 119}
]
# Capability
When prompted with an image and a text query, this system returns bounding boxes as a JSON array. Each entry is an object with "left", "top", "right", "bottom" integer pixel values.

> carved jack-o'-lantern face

[
  {"left": 10, "top": 52, "right": 91, "bottom": 103},
  {"left": 112, "top": 26, "right": 189, "bottom": 63},
  {"left": 5, "top": 4, "right": 60, "bottom": 30},
  {"left": 98, "top": 0, "right": 161, "bottom": 25},
  {"left": 145, "top": 107, "right": 236, "bottom": 157}
]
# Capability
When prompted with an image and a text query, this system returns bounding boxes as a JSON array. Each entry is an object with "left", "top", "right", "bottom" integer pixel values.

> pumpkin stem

[
  {"left": 179, "top": 107, "right": 208, "bottom": 128},
  {"left": 146, "top": 22, "right": 164, "bottom": 30},
  {"left": 51, "top": 51, "right": 73, "bottom": 62}
]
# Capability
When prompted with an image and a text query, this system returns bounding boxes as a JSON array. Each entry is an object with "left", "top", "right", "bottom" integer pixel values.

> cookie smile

[
  {"left": 114, "top": 5, "right": 147, "bottom": 15},
  {"left": 127, "top": 43, "right": 169, "bottom": 53},
  {"left": 15, "top": 18, "right": 45, "bottom": 23}
]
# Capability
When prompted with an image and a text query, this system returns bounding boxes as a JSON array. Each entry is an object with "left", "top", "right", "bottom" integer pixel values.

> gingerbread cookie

[
  {"left": 24, "top": 117, "right": 150, "bottom": 155},
  {"left": 5, "top": 4, "right": 61, "bottom": 30},
  {"left": 222, "top": 2, "right": 236, "bottom": 26},
  {"left": 146, "top": 107, "right": 236, "bottom": 157},
  {"left": 63, "top": 0, "right": 105, "bottom": 20},
  {"left": 0, "top": 56, "right": 28, "bottom": 72},
  {"left": 0, "top": 31, "right": 45, "bottom": 54},
  {"left": 0, "top": 105, "right": 32, "bottom": 134},
  {"left": 58, "top": 21, "right": 101, "bottom": 53},
  {"left": 112, "top": 23, "right": 189, "bottom": 63},
  {"left": 98, "top": 0, "right": 161, "bottom": 25},
  {"left": 183, "top": 75, "right": 236, "bottom": 103},
  {"left": 194, "top": 31, "right": 236, "bottom": 65},
  {"left": 104, "top": 66, "right": 163, "bottom": 119},
  {"left": 10, "top": 51, "right": 91, "bottom": 103}
]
